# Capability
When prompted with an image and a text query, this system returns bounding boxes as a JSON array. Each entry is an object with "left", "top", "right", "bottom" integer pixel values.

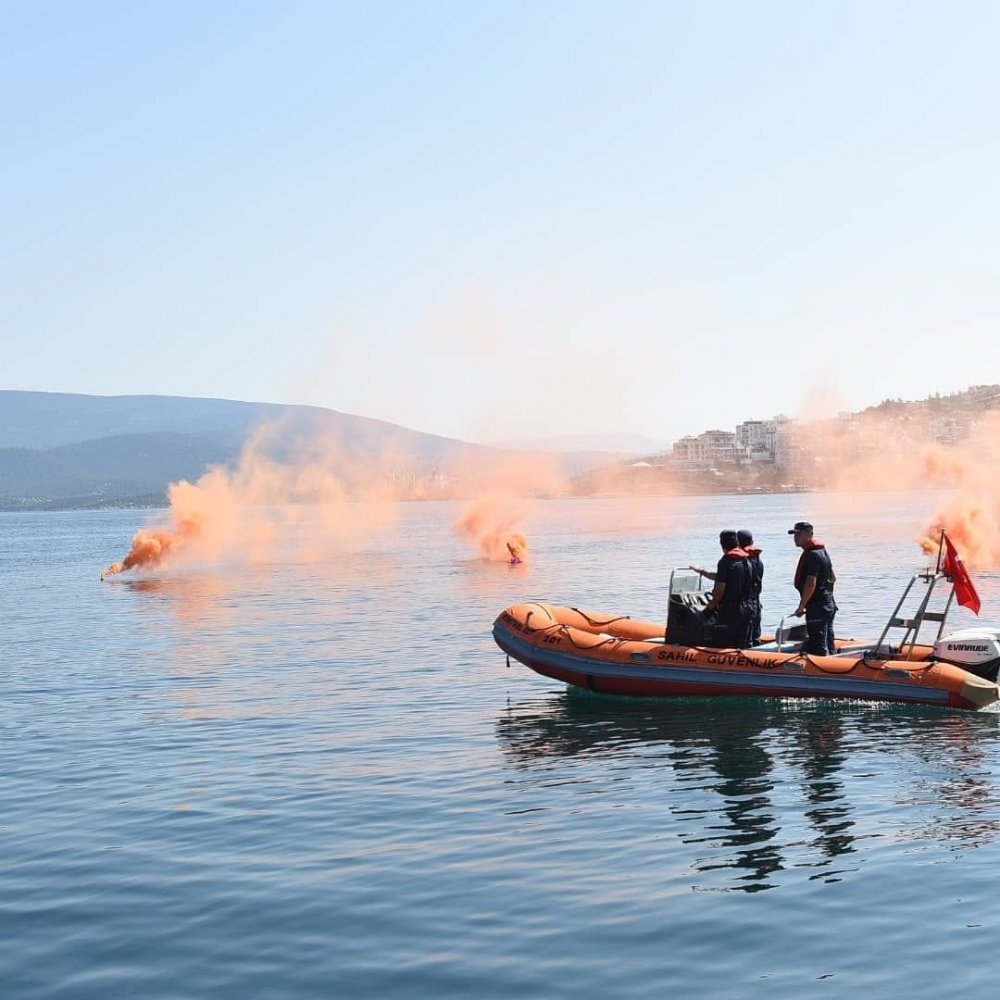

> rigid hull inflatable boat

[{"left": 493, "top": 569, "right": 1000, "bottom": 712}]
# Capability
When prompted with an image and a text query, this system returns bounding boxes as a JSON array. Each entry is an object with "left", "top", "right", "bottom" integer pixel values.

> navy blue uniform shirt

[
  {"left": 715, "top": 553, "right": 749, "bottom": 610},
  {"left": 799, "top": 548, "right": 834, "bottom": 608}
]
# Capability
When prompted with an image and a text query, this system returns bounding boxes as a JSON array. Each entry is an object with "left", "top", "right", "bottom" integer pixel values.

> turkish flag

[{"left": 943, "top": 534, "right": 981, "bottom": 616}]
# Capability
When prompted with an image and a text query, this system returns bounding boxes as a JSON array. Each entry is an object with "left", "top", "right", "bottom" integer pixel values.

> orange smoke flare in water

[
  {"left": 505, "top": 534, "right": 528, "bottom": 565},
  {"left": 100, "top": 417, "right": 402, "bottom": 579},
  {"left": 102, "top": 519, "right": 202, "bottom": 579},
  {"left": 455, "top": 492, "right": 530, "bottom": 563}
]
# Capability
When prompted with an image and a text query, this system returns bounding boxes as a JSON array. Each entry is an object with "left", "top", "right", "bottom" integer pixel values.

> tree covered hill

[{"left": 0, "top": 392, "right": 609, "bottom": 510}]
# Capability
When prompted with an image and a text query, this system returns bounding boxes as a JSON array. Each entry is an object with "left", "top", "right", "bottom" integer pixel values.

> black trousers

[
  {"left": 805, "top": 605, "right": 837, "bottom": 656},
  {"left": 750, "top": 598, "right": 762, "bottom": 646},
  {"left": 708, "top": 603, "right": 754, "bottom": 649}
]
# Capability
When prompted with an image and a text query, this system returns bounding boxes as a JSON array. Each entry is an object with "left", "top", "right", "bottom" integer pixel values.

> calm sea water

[{"left": 2, "top": 493, "right": 999, "bottom": 998}]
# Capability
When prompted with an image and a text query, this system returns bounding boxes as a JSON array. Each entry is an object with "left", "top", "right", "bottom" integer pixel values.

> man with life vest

[
  {"left": 789, "top": 521, "right": 837, "bottom": 655},
  {"left": 737, "top": 529, "right": 763, "bottom": 645},
  {"left": 690, "top": 530, "right": 753, "bottom": 647}
]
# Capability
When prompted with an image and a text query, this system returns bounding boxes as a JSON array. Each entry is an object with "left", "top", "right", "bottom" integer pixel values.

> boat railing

[
  {"left": 873, "top": 571, "right": 955, "bottom": 657},
  {"left": 668, "top": 566, "right": 707, "bottom": 596},
  {"left": 771, "top": 615, "right": 808, "bottom": 653},
  {"left": 767, "top": 572, "right": 955, "bottom": 659}
]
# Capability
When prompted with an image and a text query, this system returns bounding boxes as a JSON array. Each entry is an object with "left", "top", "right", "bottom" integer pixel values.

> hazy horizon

[{"left": 3, "top": 382, "right": 991, "bottom": 457}]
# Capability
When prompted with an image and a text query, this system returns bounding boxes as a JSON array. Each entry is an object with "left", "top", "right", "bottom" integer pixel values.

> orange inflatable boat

[{"left": 493, "top": 569, "right": 1000, "bottom": 711}]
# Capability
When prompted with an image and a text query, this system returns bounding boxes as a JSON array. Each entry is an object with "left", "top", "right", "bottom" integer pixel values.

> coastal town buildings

[
  {"left": 665, "top": 385, "right": 1000, "bottom": 476},
  {"left": 673, "top": 416, "right": 794, "bottom": 470}
]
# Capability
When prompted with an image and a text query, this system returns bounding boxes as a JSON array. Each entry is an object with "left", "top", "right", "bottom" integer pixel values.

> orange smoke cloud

[
  {"left": 102, "top": 409, "right": 574, "bottom": 578},
  {"left": 917, "top": 494, "right": 1000, "bottom": 569},
  {"left": 102, "top": 418, "right": 399, "bottom": 577},
  {"left": 790, "top": 405, "right": 1000, "bottom": 570},
  {"left": 915, "top": 414, "right": 1000, "bottom": 569},
  {"left": 455, "top": 491, "right": 531, "bottom": 562},
  {"left": 102, "top": 524, "right": 198, "bottom": 577}
]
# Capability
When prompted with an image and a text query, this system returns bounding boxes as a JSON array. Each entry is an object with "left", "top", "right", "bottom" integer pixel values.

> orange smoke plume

[
  {"left": 102, "top": 522, "right": 199, "bottom": 578},
  {"left": 917, "top": 495, "right": 1000, "bottom": 569},
  {"left": 802, "top": 405, "right": 1000, "bottom": 570},
  {"left": 102, "top": 419, "right": 399, "bottom": 577},
  {"left": 916, "top": 414, "right": 1000, "bottom": 569},
  {"left": 455, "top": 491, "right": 531, "bottom": 562}
]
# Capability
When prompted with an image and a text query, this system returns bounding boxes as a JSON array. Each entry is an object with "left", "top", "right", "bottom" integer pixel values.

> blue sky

[{"left": 4, "top": 1, "right": 999, "bottom": 446}]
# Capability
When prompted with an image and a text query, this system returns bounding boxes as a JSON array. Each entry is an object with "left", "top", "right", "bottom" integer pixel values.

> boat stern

[{"left": 957, "top": 671, "right": 1000, "bottom": 710}]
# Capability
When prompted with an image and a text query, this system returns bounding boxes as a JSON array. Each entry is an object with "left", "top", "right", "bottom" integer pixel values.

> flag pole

[{"left": 936, "top": 529, "right": 945, "bottom": 575}]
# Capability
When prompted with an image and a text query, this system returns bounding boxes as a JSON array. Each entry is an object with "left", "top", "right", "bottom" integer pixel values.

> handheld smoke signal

[{"left": 506, "top": 537, "right": 526, "bottom": 565}]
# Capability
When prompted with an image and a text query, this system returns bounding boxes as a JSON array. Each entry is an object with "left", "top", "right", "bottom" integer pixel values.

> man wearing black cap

[
  {"left": 738, "top": 529, "right": 763, "bottom": 645},
  {"left": 789, "top": 522, "right": 837, "bottom": 655},
  {"left": 694, "top": 530, "right": 753, "bottom": 647}
]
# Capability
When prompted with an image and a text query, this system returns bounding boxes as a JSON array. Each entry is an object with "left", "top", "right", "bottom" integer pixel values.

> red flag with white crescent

[{"left": 943, "top": 534, "right": 981, "bottom": 616}]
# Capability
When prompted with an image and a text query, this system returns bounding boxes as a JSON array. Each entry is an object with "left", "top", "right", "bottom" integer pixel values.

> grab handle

[{"left": 775, "top": 613, "right": 800, "bottom": 653}]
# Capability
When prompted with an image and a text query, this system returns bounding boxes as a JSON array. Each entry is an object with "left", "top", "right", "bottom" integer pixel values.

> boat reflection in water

[{"left": 496, "top": 692, "right": 1000, "bottom": 892}]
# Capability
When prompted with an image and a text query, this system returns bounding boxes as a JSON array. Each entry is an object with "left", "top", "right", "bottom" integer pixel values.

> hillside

[{"left": 0, "top": 392, "right": 607, "bottom": 510}]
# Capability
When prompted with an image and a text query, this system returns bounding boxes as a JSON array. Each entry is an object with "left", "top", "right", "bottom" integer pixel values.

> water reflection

[
  {"left": 794, "top": 713, "right": 855, "bottom": 874},
  {"left": 108, "top": 554, "right": 406, "bottom": 726},
  {"left": 496, "top": 693, "right": 1000, "bottom": 891},
  {"left": 114, "top": 550, "right": 403, "bottom": 636},
  {"left": 853, "top": 709, "right": 1000, "bottom": 849},
  {"left": 684, "top": 700, "right": 783, "bottom": 891}
]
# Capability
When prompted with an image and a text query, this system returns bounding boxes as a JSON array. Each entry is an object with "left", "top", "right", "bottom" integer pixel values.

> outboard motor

[{"left": 933, "top": 628, "right": 1000, "bottom": 682}]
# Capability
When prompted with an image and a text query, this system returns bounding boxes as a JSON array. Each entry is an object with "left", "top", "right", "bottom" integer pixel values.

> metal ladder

[{"left": 872, "top": 571, "right": 955, "bottom": 657}]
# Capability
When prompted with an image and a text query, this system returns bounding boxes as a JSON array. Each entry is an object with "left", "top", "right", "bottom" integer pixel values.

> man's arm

[
  {"left": 794, "top": 575, "right": 817, "bottom": 616},
  {"left": 705, "top": 580, "right": 726, "bottom": 613},
  {"left": 690, "top": 565, "right": 718, "bottom": 581}
]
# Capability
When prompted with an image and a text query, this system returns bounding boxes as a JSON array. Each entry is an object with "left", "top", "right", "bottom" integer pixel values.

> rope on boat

[
  {"left": 569, "top": 608, "right": 632, "bottom": 628},
  {"left": 804, "top": 654, "right": 934, "bottom": 675},
  {"left": 523, "top": 605, "right": 555, "bottom": 633},
  {"left": 560, "top": 625, "right": 622, "bottom": 650},
  {"left": 805, "top": 655, "right": 856, "bottom": 674},
  {"left": 520, "top": 605, "right": 626, "bottom": 649}
]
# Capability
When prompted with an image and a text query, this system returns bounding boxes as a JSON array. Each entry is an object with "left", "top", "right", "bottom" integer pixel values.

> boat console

[
  {"left": 664, "top": 567, "right": 789, "bottom": 648},
  {"left": 667, "top": 567, "right": 813, "bottom": 651}
]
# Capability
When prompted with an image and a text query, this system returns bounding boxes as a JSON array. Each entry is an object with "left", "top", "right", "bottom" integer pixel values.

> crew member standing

[
  {"left": 737, "top": 529, "right": 763, "bottom": 645},
  {"left": 789, "top": 521, "right": 837, "bottom": 655},
  {"left": 692, "top": 530, "right": 752, "bottom": 648}
]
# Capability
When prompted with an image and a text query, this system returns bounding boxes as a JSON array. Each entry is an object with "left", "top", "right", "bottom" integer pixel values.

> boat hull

[{"left": 493, "top": 603, "right": 1000, "bottom": 711}]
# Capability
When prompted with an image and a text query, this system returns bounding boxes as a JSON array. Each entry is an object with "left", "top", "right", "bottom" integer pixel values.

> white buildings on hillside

[
  {"left": 665, "top": 387, "right": 999, "bottom": 474},
  {"left": 672, "top": 416, "right": 793, "bottom": 470}
]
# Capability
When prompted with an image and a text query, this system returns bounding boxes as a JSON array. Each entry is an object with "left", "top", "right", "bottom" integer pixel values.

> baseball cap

[{"left": 788, "top": 521, "right": 813, "bottom": 534}]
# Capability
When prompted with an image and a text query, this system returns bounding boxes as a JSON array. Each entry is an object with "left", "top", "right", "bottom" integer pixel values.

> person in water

[
  {"left": 790, "top": 521, "right": 837, "bottom": 655},
  {"left": 737, "top": 529, "right": 763, "bottom": 645},
  {"left": 692, "top": 530, "right": 753, "bottom": 648}
]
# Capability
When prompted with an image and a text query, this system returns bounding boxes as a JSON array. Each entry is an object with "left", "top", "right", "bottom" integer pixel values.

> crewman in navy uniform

[
  {"left": 789, "top": 521, "right": 837, "bottom": 655},
  {"left": 737, "top": 529, "right": 763, "bottom": 645},
  {"left": 691, "top": 530, "right": 753, "bottom": 648}
]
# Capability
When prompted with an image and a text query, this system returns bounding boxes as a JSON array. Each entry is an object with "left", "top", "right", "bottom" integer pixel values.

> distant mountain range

[{"left": 0, "top": 391, "right": 617, "bottom": 510}]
